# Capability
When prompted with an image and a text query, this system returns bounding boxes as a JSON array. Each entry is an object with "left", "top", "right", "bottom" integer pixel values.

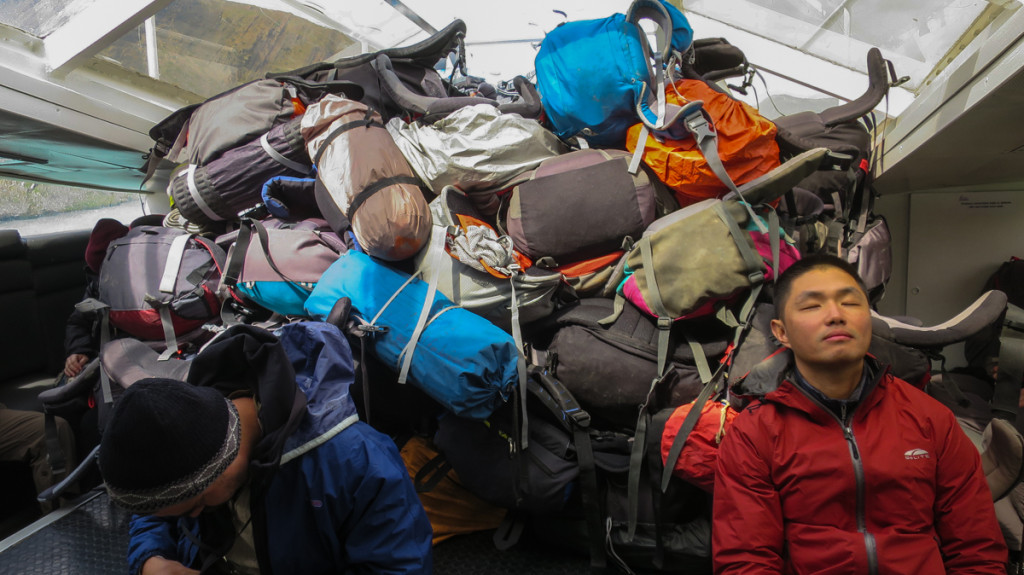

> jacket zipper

[
  {"left": 839, "top": 403, "right": 878, "bottom": 575},
  {"left": 800, "top": 393, "right": 879, "bottom": 575}
]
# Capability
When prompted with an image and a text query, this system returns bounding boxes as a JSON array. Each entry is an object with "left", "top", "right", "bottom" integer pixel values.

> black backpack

[{"left": 429, "top": 366, "right": 713, "bottom": 574}]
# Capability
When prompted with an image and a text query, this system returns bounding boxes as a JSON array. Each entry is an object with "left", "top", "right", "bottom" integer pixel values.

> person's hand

[
  {"left": 64, "top": 354, "right": 89, "bottom": 378},
  {"left": 141, "top": 556, "right": 199, "bottom": 575}
]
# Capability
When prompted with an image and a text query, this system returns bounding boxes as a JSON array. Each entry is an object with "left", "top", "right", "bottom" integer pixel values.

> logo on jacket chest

[{"left": 904, "top": 448, "right": 930, "bottom": 460}]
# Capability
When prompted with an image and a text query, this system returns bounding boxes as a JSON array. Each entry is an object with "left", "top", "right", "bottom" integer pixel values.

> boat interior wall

[{"left": 875, "top": 4, "right": 1024, "bottom": 194}]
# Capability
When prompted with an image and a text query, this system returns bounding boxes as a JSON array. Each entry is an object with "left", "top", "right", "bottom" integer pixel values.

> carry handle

[
  {"left": 626, "top": 0, "right": 675, "bottom": 63},
  {"left": 628, "top": 0, "right": 676, "bottom": 132}
]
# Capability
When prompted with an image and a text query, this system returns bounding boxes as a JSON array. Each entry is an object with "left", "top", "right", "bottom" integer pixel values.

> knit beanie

[
  {"left": 84, "top": 218, "right": 129, "bottom": 273},
  {"left": 99, "top": 378, "right": 241, "bottom": 514}
]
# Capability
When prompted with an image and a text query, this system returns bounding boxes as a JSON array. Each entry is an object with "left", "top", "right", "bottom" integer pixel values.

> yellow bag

[
  {"left": 400, "top": 435, "right": 506, "bottom": 545},
  {"left": 626, "top": 79, "right": 780, "bottom": 207}
]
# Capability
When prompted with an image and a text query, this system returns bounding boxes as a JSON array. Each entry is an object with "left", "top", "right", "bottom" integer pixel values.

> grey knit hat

[{"left": 99, "top": 378, "right": 241, "bottom": 514}]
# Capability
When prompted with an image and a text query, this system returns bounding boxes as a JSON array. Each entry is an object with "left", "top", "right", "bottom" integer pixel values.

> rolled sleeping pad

[
  {"left": 168, "top": 118, "right": 311, "bottom": 229},
  {"left": 301, "top": 94, "right": 431, "bottom": 261}
]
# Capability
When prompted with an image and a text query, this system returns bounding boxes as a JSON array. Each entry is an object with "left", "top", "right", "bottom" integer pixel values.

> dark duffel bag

[{"left": 497, "top": 149, "right": 668, "bottom": 268}]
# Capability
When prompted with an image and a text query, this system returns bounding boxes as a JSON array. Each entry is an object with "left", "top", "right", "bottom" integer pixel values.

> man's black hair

[{"left": 774, "top": 254, "right": 868, "bottom": 319}]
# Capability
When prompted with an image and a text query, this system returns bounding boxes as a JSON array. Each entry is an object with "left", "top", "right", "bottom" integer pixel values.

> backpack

[
  {"left": 609, "top": 148, "right": 830, "bottom": 360},
  {"left": 412, "top": 187, "right": 565, "bottom": 332},
  {"left": 534, "top": 0, "right": 694, "bottom": 147},
  {"left": 269, "top": 20, "right": 469, "bottom": 123},
  {"left": 543, "top": 298, "right": 732, "bottom": 430},
  {"left": 218, "top": 218, "right": 347, "bottom": 317},
  {"left": 496, "top": 148, "right": 665, "bottom": 267},
  {"left": 97, "top": 226, "right": 225, "bottom": 354},
  {"left": 625, "top": 78, "right": 781, "bottom": 207},
  {"left": 385, "top": 101, "right": 567, "bottom": 198},
  {"left": 37, "top": 337, "right": 193, "bottom": 503},
  {"left": 142, "top": 77, "right": 363, "bottom": 182},
  {"left": 428, "top": 365, "right": 711, "bottom": 572},
  {"left": 167, "top": 118, "right": 312, "bottom": 230}
]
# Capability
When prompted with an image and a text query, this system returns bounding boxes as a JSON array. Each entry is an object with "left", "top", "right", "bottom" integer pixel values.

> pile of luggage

[{"left": 40, "top": 1, "right": 1024, "bottom": 572}]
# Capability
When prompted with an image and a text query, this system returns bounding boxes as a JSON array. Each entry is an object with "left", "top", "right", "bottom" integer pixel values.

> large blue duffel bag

[{"left": 304, "top": 250, "right": 518, "bottom": 419}]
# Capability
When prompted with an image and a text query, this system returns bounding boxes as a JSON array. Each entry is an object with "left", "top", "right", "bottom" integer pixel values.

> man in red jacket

[{"left": 713, "top": 254, "right": 1007, "bottom": 574}]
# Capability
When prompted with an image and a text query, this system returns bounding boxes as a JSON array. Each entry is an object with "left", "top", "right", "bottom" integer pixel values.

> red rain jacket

[{"left": 713, "top": 359, "right": 1006, "bottom": 574}]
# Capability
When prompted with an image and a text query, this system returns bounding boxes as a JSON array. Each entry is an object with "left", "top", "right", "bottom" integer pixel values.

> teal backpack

[{"left": 534, "top": 0, "right": 694, "bottom": 147}]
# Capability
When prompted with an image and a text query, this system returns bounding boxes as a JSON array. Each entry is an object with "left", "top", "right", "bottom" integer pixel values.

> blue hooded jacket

[{"left": 124, "top": 322, "right": 433, "bottom": 575}]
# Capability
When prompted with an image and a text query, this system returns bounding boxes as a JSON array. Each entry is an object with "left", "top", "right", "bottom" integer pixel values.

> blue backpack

[{"left": 535, "top": 0, "right": 694, "bottom": 147}]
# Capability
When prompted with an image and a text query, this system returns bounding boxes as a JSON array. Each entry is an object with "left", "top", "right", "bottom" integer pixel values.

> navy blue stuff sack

[{"left": 535, "top": 0, "right": 693, "bottom": 147}]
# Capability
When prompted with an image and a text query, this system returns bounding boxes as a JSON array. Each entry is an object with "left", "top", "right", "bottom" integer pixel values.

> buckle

[{"left": 565, "top": 406, "right": 591, "bottom": 429}]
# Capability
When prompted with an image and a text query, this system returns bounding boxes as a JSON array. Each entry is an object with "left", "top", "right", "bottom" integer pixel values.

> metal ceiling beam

[
  {"left": 44, "top": 0, "right": 174, "bottom": 76},
  {"left": 383, "top": 0, "right": 438, "bottom": 35}
]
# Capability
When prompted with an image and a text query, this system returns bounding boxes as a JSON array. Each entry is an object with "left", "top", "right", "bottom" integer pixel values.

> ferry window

[
  {"left": 97, "top": 0, "right": 361, "bottom": 98},
  {"left": 0, "top": 179, "right": 147, "bottom": 237}
]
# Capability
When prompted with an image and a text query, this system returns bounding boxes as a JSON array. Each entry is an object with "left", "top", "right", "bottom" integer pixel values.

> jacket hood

[
  {"left": 273, "top": 322, "right": 359, "bottom": 464},
  {"left": 733, "top": 349, "right": 889, "bottom": 405},
  {"left": 731, "top": 347, "right": 792, "bottom": 397},
  {"left": 189, "top": 325, "right": 306, "bottom": 476}
]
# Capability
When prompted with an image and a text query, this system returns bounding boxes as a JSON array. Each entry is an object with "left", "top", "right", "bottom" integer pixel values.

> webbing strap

[
  {"left": 574, "top": 424, "right": 606, "bottom": 571},
  {"left": 684, "top": 111, "right": 766, "bottom": 233},
  {"left": 626, "top": 412, "right": 649, "bottom": 541},
  {"left": 492, "top": 512, "right": 527, "bottom": 551},
  {"left": 98, "top": 307, "right": 112, "bottom": 402},
  {"left": 346, "top": 176, "right": 422, "bottom": 221},
  {"left": 628, "top": 125, "right": 649, "bottom": 175},
  {"left": 995, "top": 304, "right": 1024, "bottom": 422},
  {"left": 155, "top": 304, "right": 180, "bottom": 361},
  {"left": 683, "top": 326, "right": 713, "bottom": 385},
  {"left": 714, "top": 202, "right": 764, "bottom": 288},
  {"left": 222, "top": 223, "right": 253, "bottom": 291},
  {"left": 597, "top": 293, "right": 627, "bottom": 327},
  {"left": 826, "top": 219, "right": 845, "bottom": 256},
  {"left": 250, "top": 219, "right": 312, "bottom": 291},
  {"left": 832, "top": 191, "right": 846, "bottom": 220},
  {"left": 399, "top": 229, "right": 446, "bottom": 384},
  {"left": 413, "top": 453, "right": 454, "bottom": 493},
  {"left": 77, "top": 299, "right": 115, "bottom": 402},
  {"left": 639, "top": 238, "right": 672, "bottom": 378},
  {"left": 769, "top": 210, "right": 781, "bottom": 282},
  {"left": 654, "top": 53, "right": 666, "bottom": 126},
  {"left": 854, "top": 179, "right": 871, "bottom": 235},
  {"left": 160, "top": 233, "right": 191, "bottom": 294},
  {"left": 660, "top": 375, "right": 722, "bottom": 491},
  {"left": 185, "top": 164, "right": 222, "bottom": 223},
  {"left": 313, "top": 110, "right": 382, "bottom": 166},
  {"left": 260, "top": 133, "right": 308, "bottom": 174},
  {"left": 509, "top": 271, "right": 529, "bottom": 449}
]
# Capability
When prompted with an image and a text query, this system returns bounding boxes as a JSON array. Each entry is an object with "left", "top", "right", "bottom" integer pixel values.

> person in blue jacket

[{"left": 97, "top": 322, "right": 433, "bottom": 575}]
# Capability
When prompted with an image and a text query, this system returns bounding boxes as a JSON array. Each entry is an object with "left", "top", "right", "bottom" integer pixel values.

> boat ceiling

[{"left": 0, "top": 0, "right": 1019, "bottom": 194}]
